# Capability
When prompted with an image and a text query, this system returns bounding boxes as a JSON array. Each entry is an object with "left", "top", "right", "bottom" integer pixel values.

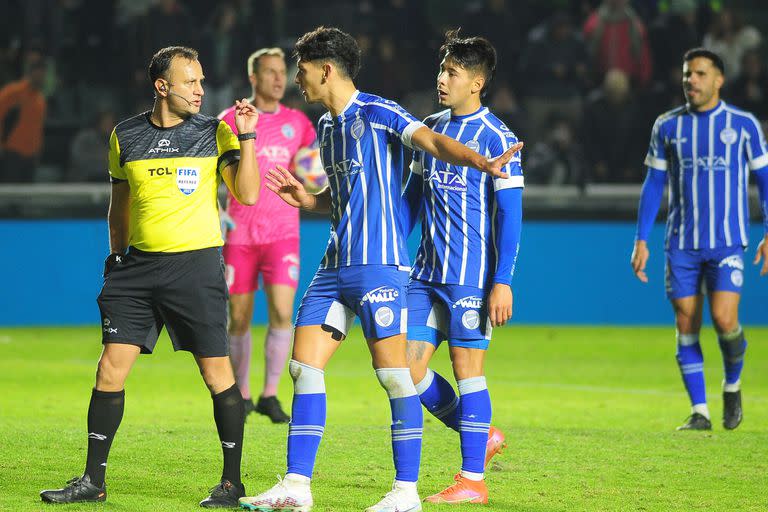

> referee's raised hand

[{"left": 234, "top": 98, "right": 259, "bottom": 134}]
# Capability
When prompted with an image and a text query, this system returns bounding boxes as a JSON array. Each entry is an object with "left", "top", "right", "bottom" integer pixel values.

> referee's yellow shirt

[{"left": 108, "top": 112, "right": 240, "bottom": 253}]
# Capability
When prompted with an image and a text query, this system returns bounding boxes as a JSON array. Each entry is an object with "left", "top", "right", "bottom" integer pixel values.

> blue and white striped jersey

[
  {"left": 410, "top": 107, "right": 523, "bottom": 287},
  {"left": 316, "top": 91, "right": 425, "bottom": 268},
  {"left": 646, "top": 101, "right": 768, "bottom": 250}
]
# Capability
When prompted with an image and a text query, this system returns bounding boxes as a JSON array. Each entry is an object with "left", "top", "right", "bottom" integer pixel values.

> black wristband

[
  {"left": 237, "top": 132, "right": 256, "bottom": 141},
  {"left": 103, "top": 253, "right": 124, "bottom": 277}
]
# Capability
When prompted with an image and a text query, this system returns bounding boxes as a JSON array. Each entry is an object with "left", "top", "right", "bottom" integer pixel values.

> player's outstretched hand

[
  {"left": 234, "top": 98, "right": 259, "bottom": 134},
  {"left": 483, "top": 141, "right": 524, "bottom": 179},
  {"left": 265, "top": 165, "right": 313, "bottom": 209},
  {"left": 631, "top": 240, "right": 650, "bottom": 283},
  {"left": 488, "top": 283, "right": 513, "bottom": 327},
  {"left": 754, "top": 236, "right": 768, "bottom": 276}
]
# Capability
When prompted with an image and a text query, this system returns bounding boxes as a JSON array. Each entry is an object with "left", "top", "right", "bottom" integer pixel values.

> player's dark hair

[
  {"left": 148, "top": 46, "right": 199, "bottom": 83},
  {"left": 683, "top": 48, "right": 725, "bottom": 75},
  {"left": 439, "top": 29, "right": 497, "bottom": 98},
  {"left": 293, "top": 26, "right": 361, "bottom": 79}
]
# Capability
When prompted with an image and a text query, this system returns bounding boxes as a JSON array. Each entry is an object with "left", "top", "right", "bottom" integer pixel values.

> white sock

[
  {"left": 285, "top": 473, "right": 311, "bottom": 488},
  {"left": 723, "top": 379, "right": 741, "bottom": 393},
  {"left": 692, "top": 403, "right": 710, "bottom": 419},
  {"left": 460, "top": 470, "right": 484, "bottom": 481},
  {"left": 393, "top": 480, "right": 417, "bottom": 491}
]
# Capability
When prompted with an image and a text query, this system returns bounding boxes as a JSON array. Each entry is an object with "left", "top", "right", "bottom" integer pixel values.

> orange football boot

[
  {"left": 424, "top": 474, "right": 488, "bottom": 504},
  {"left": 485, "top": 426, "right": 506, "bottom": 467}
]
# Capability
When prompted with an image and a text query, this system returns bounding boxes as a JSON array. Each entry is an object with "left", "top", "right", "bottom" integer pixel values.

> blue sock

[
  {"left": 718, "top": 326, "right": 747, "bottom": 386},
  {"left": 415, "top": 369, "right": 460, "bottom": 431},
  {"left": 376, "top": 368, "right": 422, "bottom": 483},
  {"left": 676, "top": 333, "right": 707, "bottom": 409},
  {"left": 286, "top": 360, "right": 326, "bottom": 479},
  {"left": 457, "top": 377, "right": 491, "bottom": 476}
]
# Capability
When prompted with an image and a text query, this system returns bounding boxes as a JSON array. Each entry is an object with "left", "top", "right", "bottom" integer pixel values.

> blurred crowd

[{"left": 0, "top": 0, "right": 766, "bottom": 185}]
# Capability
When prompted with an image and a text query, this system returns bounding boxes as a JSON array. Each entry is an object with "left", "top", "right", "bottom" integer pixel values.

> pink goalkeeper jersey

[{"left": 219, "top": 103, "right": 317, "bottom": 245}]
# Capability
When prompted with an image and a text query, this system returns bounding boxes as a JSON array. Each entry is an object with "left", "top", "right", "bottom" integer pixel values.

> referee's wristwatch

[
  {"left": 238, "top": 132, "right": 257, "bottom": 142},
  {"left": 103, "top": 253, "right": 124, "bottom": 277}
]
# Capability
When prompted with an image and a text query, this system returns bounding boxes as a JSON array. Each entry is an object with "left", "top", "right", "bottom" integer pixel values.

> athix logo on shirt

[
  {"left": 148, "top": 138, "right": 180, "bottom": 154},
  {"left": 360, "top": 286, "right": 399, "bottom": 306},
  {"left": 452, "top": 295, "right": 484, "bottom": 309},
  {"left": 325, "top": 158, "right": 362, "bottom": 177},
  {"left": 428, "top": 168, "right": 467, "bottom": 192}
]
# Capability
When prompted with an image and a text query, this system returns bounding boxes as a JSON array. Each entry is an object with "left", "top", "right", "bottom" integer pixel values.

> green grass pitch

[{"left": 1, "top": 325, "right": 767, "bottom": 511}]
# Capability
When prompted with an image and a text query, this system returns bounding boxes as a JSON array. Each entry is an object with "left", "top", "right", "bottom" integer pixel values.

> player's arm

[
  {"left": 103, "top": 181, "right": 130, "bottom": 276},
  {"left": 631, "top": 117, "right": 668, "bottom": 283},
  {"left": 400, "top": 156, "right": 425, "bottom": 237},
  {"left": 264, "top": 166, "right": 332, "bottom": 214},
  {"left": 744, "top": 115, "right": 768, "bottom": 276},
  {"left": 221, "top": 100, "right": 260, "bottom": 206},
  {"left": 411, "top": 126, "right": 523, "bottom": 179}
]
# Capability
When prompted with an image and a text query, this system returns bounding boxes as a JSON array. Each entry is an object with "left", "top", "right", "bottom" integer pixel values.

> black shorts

[{"left": 97, "top": 246, "right": 229, "bottom": 357}]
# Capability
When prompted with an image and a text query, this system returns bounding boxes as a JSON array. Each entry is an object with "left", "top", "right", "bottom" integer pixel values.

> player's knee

[
  {"left": 674, "top": 314, "right": 700, "bottom": 334},
  {"left": 269, "top": 309, "right": 294, "bottom": 330},
  {"left": 712, "top": 311, "right": 739, "bottom": 334},
  {"left": 95, "top": 358, "right": 127, "bottom": 391},
  {"left": 228, "top": 312, "right": 250, "bottom": 335},
  {"left": 289, "top": 359, "right": 325, "bottom": 394}
]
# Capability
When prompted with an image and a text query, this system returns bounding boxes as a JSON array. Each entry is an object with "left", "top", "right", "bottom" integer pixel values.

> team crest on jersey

[
  {"left": 351, "top": 118, "right": 365, "bottom": 140},
  {"left": 462, "top": 310, "right": 481, "bottom": 329},
  {"left": 375, "top": 306, "right": 395, "bottom": 327},
  {"left": 176, "top": 167, "right": 200, "bottom": 195},
  {"left": 718, "top": 255, "right": 744, "bottom": 270},
  {"left": 465, "top": 139, "right": 480, "bottom": 152},
  {"left": 731, "top": 269, "right": 744, "bottom": 287},
  {"left": 281, "top": 124, "right": 295, "bottom": 139},
  {"left": 360, "top": 286, "right": 399, "bottom": 306},
  {"left": 452, "top": 295, "right": 484, "bottom": 310},
  {"left": 720, "top": 127, "right": 738, "bottom": 145}
]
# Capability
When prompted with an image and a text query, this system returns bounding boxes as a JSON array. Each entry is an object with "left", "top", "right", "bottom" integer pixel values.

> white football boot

[
  {"left": 239, "top": 475, "right": 313, "bottom": 511},
  {"left": 365, "top": 481, "right": 422, "bottom": 512}
]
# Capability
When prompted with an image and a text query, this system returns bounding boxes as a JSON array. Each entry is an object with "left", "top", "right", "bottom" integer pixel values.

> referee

[{"left": 40, "top": 46, "right": 260, "bottom": 507}]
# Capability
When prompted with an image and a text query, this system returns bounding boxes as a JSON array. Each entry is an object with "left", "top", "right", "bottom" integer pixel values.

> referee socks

[
  {"left": 84, "top": 388, "right": 125, "bottom": 487},
  {"left": 212, "top": 384, "right": 245, "bottom": 485}
]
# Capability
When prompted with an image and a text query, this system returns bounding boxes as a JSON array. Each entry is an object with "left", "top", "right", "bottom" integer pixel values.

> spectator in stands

[
  {"left": 583, "top": 0, "right": 653, "bottom": 88},
  {"left": 519, "top": 11, "right": 591, "bottom": 142},
  {"left": 525, "top": 113, "right": 586, "bottom": 187},
  {"left": 649, "top": 0, "right": 700, "bottom": 84},
  {"left": 67, "top": 110, "right": 115, "bottom": 182},
  {"left": 582, "top": 68, "right": 645, "bottom": 183},
  {"left": 0, "top": 54, "right": 47, "bottom": 183},
  {"left": 727, "top": 49, "right": 768, "bottom": 121},
  {"left": 703, "top": 7, "right": 761, "bottom": 80}
]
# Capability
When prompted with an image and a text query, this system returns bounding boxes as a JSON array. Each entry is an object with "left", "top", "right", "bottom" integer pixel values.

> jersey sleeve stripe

[
  {"left": 748, "top": 153, "right": 768, "bottom": 170},
  {"left": 644, "top": 154, "right": 668, "bottom": 170},
  {"left": 401, "top": 121, "right": 426, "bottom": 149},
  {"left": 494, "top": 175, "right": 524, "bottom": 190},
  {"left": 217, "top": 149, "right": 240, "bottom": 172}
]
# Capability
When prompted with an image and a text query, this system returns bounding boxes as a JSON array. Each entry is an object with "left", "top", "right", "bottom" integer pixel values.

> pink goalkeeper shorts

[{"left": 223, "top": 238, "right": 300, "bottom": 294}]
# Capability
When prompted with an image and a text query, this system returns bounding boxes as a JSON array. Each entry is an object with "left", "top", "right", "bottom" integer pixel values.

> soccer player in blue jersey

[
  {"left": 631, "top": 48, "right": 768, "bottom": 431},
  {"left": 401, "top": 30, "right": 522, "bottom": 504},
  {"left": 238, "top": 27, "right": 522, "bottom": 512}
]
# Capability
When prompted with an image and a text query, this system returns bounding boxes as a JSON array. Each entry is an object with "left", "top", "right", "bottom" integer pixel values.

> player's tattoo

[{"left": 406, "top": 340, "right": 427, "bottom": 363}]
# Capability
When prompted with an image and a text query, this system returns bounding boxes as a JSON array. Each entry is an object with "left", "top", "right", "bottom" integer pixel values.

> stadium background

[{"left": 1, "top": 0, "right": 766, "bottom": 326}]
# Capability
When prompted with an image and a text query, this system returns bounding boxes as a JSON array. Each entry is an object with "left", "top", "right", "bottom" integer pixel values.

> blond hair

[{"left": 247, "top": 47, "right": 285, "bottom": 75}]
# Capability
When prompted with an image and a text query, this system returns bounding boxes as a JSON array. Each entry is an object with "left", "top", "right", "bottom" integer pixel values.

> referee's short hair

[
  {"left": 439, "top": 29, "right": 497, "bottom": 98},
  {"left": 683, "top": 48, "right": 725, "bottom": 75},
  {"left": 149, "top": 46, "right": 199, "bottom": 83},
  {"left": 293, "top": 26, "right": 361, "bottom": 80},
  {"left": 248, "top": 47, "right": 285, "bottom": 75}
]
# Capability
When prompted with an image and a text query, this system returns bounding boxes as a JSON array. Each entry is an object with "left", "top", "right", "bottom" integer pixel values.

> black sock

[
  {"left": 212, "top": 384, "right": 244, "bottom": 484},
  {"left": 84, "top": 388, "right": 125, "bottom": 487}
]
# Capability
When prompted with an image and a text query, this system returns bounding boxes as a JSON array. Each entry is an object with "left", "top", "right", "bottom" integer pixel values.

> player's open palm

[
  {"left": 265, "top": 166, "right": 311, "bottom": 209},
  {"left": 488, "top": 283, "right": 513, "bottom": 327},
  {"left": 754, "top": 236, "right": 768, "bottom": 276},
  {"left": 631, "top": 240, "right": 650, "bottom": 283},
  {"left": 484, "top": 142, "right": 524, "bottom": 178},
  {"left": 234, "top": 98, "right": 259, "bottom": 134}
]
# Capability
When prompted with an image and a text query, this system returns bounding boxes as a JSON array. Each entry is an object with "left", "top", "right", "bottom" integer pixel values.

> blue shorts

[
  {"left": 407, "top": 279, "right": 491, "bottom": 350},
  {"left": 665, "top": 246, "right": 745, "bottom": 300},
  {"left": 295, "top": 265, "right": 409, "bottom": 339}
]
